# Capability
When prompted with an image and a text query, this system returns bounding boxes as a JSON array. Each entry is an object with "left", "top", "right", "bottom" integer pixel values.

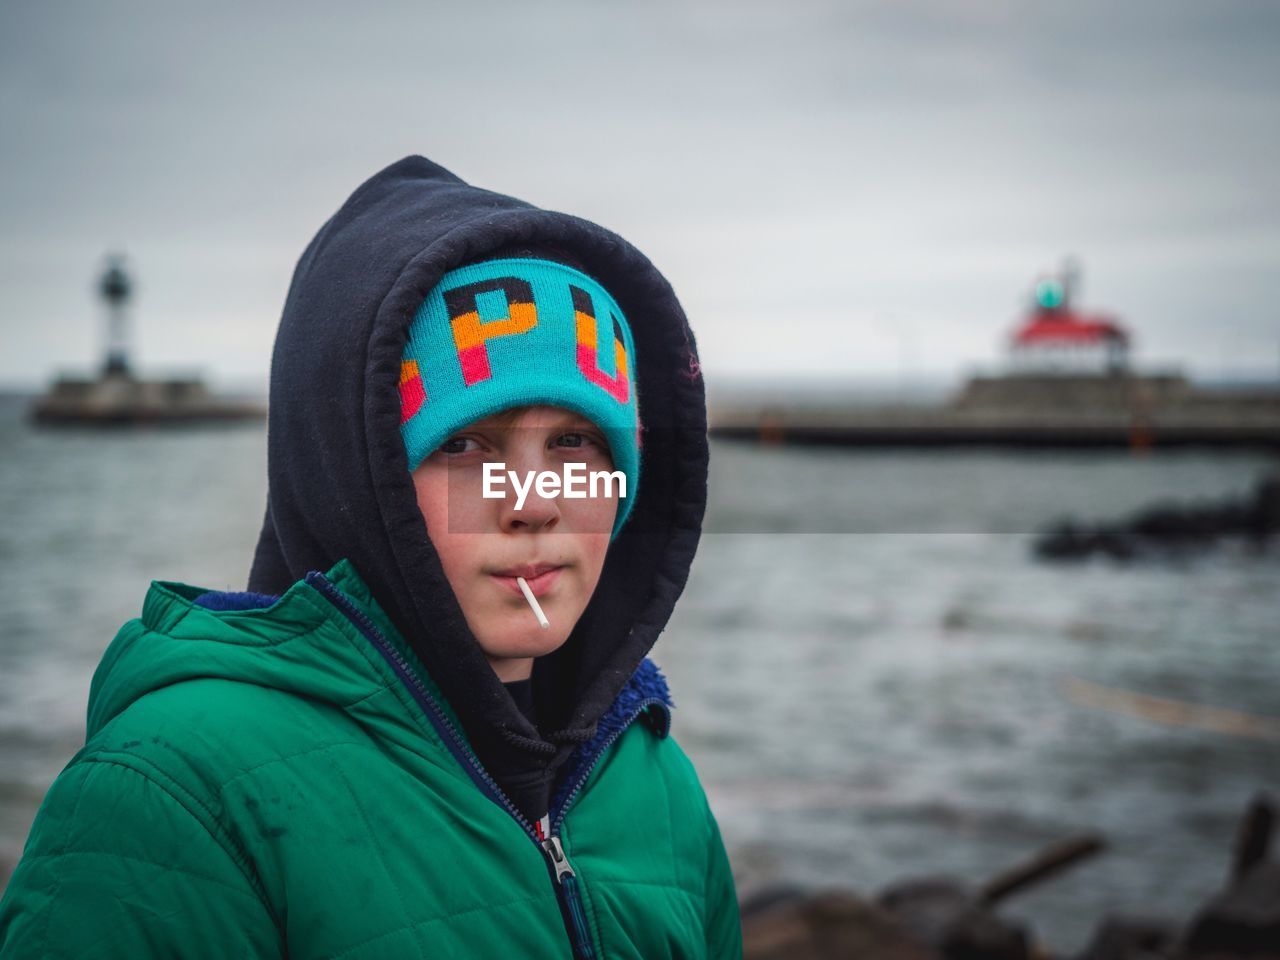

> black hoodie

[{"left": 247, "top": 155, "right": 708, "bottom": 821}]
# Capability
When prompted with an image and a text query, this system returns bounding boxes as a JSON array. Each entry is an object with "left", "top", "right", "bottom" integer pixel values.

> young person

[{"left": 0, "top": 156, "right": 742, "bottom": 958}]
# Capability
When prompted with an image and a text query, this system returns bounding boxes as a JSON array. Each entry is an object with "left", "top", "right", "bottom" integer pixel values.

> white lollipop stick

[{"left": 516, "top": 577, "right": 550, "bottom": 629}]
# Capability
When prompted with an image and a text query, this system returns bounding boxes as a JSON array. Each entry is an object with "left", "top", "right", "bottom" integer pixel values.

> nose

[
  {"left": 497, "top": 449, "right": 561, "bottom": 534},
  {"left": 499, "top": 492, "right": 560, "bottom": 533}
]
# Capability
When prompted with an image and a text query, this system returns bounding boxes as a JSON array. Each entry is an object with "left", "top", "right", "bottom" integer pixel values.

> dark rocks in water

[
  {"left": 877, "top": 836, "right": 1103, "bottom": 960},
  {"left": 737, "top": 801, "right": 1279, "bottom": 960},
  {"left": 740, "top": 834, "right": 1100, "bottom": 960},
  {"left": 1230, "top": 794, "right": 1275, "bottom": 882},
  {"left": 1181, "top": 794, "right": 1280, "bottom": 959},
  {"left": 1182, "top": 863, "right": 1280, "bottom": 958},
  {"left": 1073, "top": 916, "right": 1178, "bottom": 960},
  {"left": 1070, "top": 794, "right": 1279, "bottom": 960},
  {"left": 879, "top": 877, "right": 1030, "bottom": 960},
  {"left": 879, "top": 876, "right": 978, "bottom": 949},
  {"left": 740, "top": 883, "right": 811, "bottom": 918},
  {"left": 1035, "top": 473, "right": 1280, "bottom": 561},
  {"left": 741, "top": 888, "right": 938, "bottom": 960},
  {"left": 977, "top": 835, "right": 1108, "bottom": 908}
]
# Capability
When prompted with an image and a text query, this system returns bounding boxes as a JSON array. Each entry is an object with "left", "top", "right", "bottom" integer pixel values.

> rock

[
  {"left": 1074, "top": 915, "right": 1177, "bottom": 960},
  {"left": 879, "top": 877, "right": 1030, "bottom": 960},
  {"left": 1181, "top": 795, "right": 1280, "bottom": 958},
  {"left": 1181, "top": 861, "right": 1280, "bottom": 957},
  {"left": 743, "top": 889, "right": 938, "bottom": 960},
  {"left": 1034, "top": 472, "right": 1280, "bottom": 561}
]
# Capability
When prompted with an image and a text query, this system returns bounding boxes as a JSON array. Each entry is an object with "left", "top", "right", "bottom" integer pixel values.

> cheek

[
  {"left": 411, "top": 464, "right": 478, "bottom": 573},
  {"left": 565, "top": 478, "right": 621, "bottom": 537},
  {"left": 577, "top": 531, "right": 613, "bottom": 591},
  {"left": 411, "top": 465, "right": 450, "bottom": 538}
]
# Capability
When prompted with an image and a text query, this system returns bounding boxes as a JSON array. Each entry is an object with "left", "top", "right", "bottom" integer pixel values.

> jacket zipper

[
  {"left": 549, "top": 696, "right": 668, "bottom": 835},
  {"left": 537, "top": 819, "right": 594, "bottom": 955},
  {"left": 307, "top": 572, "right": 632, "bottom": 960}
]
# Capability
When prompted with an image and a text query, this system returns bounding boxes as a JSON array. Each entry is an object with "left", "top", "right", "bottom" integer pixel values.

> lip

[{"left": 490, "top": 564, "right": 565, "bottom": 598}]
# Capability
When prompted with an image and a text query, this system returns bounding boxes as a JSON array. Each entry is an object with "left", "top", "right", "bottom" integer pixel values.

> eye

[
  {"left": 437, "top": 435, "right": 481, "bottom": 455},
  {"left": 554, "top": 431, "right": 605, "bottom": 450}
]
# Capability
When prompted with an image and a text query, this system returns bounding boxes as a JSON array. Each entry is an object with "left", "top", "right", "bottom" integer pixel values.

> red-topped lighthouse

[{"left": 1009, "top": 259, "right": 1130, "bottom": 374}]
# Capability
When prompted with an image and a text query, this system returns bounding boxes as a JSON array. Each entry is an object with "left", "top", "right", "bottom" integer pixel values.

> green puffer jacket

[{"left": 0, "top": 559, "right": 742, "bottom": 958}]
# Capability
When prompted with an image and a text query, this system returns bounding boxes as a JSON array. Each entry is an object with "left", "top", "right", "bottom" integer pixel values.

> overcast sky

[{"left": 1, "top": 0, "right": 1277, "bottom": 392}]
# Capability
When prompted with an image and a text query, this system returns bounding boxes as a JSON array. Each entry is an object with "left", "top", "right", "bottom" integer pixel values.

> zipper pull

[
  {"left": 540, "top": 835, "right": 576, "bottom": 884},
  {"left": 535, "top": 815, "right": 575, "bottom": 883}
]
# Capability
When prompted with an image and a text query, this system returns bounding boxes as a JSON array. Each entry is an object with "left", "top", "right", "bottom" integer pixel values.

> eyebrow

[{"left": 472, "top": 411, "right": 597, "bottom": 430}]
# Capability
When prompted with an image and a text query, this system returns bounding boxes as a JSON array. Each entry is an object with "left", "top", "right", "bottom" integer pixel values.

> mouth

[{"left": 489, "top": 563, "right": 566, "bottom": 598}]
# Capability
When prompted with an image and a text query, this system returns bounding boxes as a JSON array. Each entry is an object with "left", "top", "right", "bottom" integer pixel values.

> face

[{"left": 411, "top": 405, "right": 619, "bottom": 682}]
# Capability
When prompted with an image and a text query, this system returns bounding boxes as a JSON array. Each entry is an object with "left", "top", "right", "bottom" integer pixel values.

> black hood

[{"left": 247, "top": 156, "right": 708, "bottom": 813}]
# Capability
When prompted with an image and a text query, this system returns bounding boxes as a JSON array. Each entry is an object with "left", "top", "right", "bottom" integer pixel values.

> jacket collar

[{"left": 189, "top": 559, "right": 675, "bottom": 774}]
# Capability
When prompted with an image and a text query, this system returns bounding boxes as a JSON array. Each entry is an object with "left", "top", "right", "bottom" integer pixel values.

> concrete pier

[
  {"left": 30, "top": 370, "right": 264, "bottom": 426},
  {"left": 709, "top": 374, "right": 1280, "bottom": 449}
]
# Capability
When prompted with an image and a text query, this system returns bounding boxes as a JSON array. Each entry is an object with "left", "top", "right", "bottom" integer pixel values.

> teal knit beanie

[{"left": 400, "top": 257, "right": 640, "bottom": 538}]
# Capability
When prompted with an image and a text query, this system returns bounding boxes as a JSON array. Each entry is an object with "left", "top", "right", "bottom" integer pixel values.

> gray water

[{"left": 1, "top": 392, "right": 1277, "bottom": 953}]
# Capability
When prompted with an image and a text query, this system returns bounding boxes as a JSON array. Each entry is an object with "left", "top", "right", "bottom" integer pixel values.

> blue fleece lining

[
  {"left": 193, "top": 590, "right": 281, "bottom": 611},
  {"left": 550, "top": 657, "right": 674, "bottom": 818}
]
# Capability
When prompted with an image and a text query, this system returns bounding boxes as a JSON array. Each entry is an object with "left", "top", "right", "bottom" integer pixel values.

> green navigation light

[{"left": 1035, "top": 280, "right": 1064, "bottom": 309}]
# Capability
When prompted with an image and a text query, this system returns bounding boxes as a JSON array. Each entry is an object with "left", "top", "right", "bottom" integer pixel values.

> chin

[{"left": 481, "top": 627, "right": 572, "bottom": 661}]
